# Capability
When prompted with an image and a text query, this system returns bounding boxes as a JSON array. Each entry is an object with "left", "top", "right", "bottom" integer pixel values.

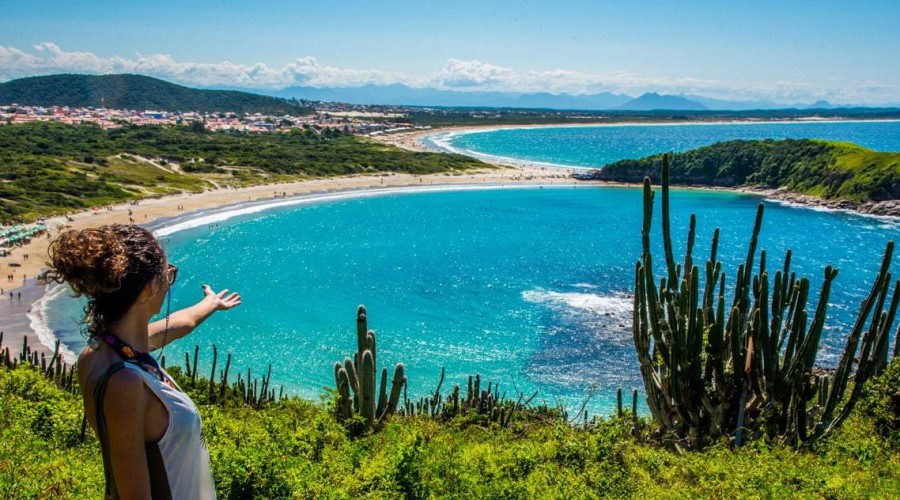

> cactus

[
  {"left": 333, "top": 305, "right": 407, "bottom": 433},
  {"left": 616, "top": 388, "right": 623, "bottom": 418},
  {"left": 179, "top": 344, "right": 277, "bottom": 408},
  {"left": 633, "top": 153, "right": 899, "bottom": 449},
  {"left": 1, "top": 331, "right": 79, "bottom": 394},
  {"left": 191, "top": 345, "right": 199, "bottom": 384},
  {"left": 208, "top": 344, "right": 218, "bottom": 400},
  {"left": 219, "top": 352, "right": 232, "bottom": 400},
  {"left": 406, "top": 368, "right": 538, "bottom": 428}
]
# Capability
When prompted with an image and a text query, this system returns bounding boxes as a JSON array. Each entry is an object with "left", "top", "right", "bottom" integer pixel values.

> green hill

[
  {"left": 595, "top": 139, "right": 900, "bottom": 202},
  {"left": 0, "top": 74, "right": 311, "bottom": 115},
  {"left": 0, "top": 121, "right": 486, "bottom": 222}
]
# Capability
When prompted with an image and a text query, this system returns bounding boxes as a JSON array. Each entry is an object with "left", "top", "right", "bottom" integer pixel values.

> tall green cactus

[
  {"left": 333, "top": 305, "right": 406, "bottom": 433},
  {"left": 633, "top": 153, "right": 899, "bottom": 449}
]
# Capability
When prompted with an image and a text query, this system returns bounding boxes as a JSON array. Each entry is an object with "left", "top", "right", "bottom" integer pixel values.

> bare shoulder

[
  {"left": 77, "top": 346, "right": 97, "bottom": 389},
  {"left": 103, "top": 367, "right": 148, "bottom": 420},
  {"left": 77, "top": 346, "right": 113, "bottom": 389},
  {"left": 77, "top": 346, "right": 94, "bottom": 372}
]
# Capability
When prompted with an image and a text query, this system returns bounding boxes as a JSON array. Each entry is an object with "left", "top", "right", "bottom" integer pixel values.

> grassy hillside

[
  {"left": 0, "top": 74, "right": 312, "bottom": 115},
  {"left": 1, "top": 355, "right": 898, "bottom": 498},
  {"left": 0, "top": 121, "right": 487, "bottom": 222},
  {"left": 595, "top": 139, "right": 900, "bottom": 202}
]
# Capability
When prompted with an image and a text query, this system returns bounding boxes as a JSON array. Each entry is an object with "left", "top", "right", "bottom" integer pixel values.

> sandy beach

[{"left": 0, "top": 165, "right": 575, "bottom": 359}]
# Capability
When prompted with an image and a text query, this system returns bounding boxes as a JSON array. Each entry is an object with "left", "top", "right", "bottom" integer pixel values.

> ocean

[
  {"left": 37, "top": 121, "right": 900, "bottom": 414},
  {"left": 425, "top": 120, "right": 900, "bottom": 168}
]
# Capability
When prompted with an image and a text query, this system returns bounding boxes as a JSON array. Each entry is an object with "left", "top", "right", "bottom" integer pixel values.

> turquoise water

[
  {"left": 432, "top": 121, "right": 900, "bottom": 168},
  {"left": 42, "top": 121, "right": 900, "bottom": 414},
  {"left": 44, "top": 186, "right": 900, "bottom": 413}
]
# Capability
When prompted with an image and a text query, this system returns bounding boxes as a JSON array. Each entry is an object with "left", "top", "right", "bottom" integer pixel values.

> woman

[{"left": 42, "top": 224, "right": 241, "bottom": 499}]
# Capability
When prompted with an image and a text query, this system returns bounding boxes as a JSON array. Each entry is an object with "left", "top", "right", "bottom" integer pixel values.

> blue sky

[{"left": 1, "top": 0, "right": 898, "bottom": 104}]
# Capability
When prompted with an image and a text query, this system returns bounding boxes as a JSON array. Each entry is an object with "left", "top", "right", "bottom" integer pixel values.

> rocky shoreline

[
  {"left": 574, "top": 180, "right": 900, "bottom": 219},
  {"left": 735, "top": 186, "right": 900, "bottom": 218}
]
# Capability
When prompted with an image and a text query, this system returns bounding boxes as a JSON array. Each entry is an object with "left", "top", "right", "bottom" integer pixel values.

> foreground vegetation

[
  {"left": 633, "top": 154, "right": 899, "bottom": 451},
  {"left": 1, "top": 355, "right": 898, "bottom": 498},
  {"left": 596, "top": 139, "right": 900, "bottom": 202},
  {"left": 0, "top": 121, "right": 486, "bottom": 222}
]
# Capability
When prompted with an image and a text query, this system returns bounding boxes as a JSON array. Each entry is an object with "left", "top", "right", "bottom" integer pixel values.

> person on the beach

[{"left": 40, "top": 224, "right": 241, "bottom": 499}]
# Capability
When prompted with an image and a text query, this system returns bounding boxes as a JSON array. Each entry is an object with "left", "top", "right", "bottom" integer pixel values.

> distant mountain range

[
  {"left": 269, "top": 83, "right": 848, "bottom": 111},
  {"left": 269, "top": 84, "right": 634, "bottom": 109},
  {"left": 0, "top": 74, "right": 311, "bottom": 115},
  {"left": 616, "top": 92, "right": 707, "bottom": 111},
  {"left": 1, "top": 74, "right": 895, "bottom": 112}
]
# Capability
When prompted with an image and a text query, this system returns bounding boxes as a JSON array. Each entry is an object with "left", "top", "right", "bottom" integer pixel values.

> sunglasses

[{"left": 165, "top": 264, "right": 178, "bottom": 286}]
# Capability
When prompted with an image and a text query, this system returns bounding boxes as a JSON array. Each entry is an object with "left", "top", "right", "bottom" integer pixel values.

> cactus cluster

[
  {"left": 1, "top": 333, "right": 78, "bottom": 393},
  {"left": 615, "top": 388, "right": 643, "bottom": 437},
  {"left": 333, "top": 305, "right": 406, "bottom": 432},
  {"left": 407, "top": 368, "right": 538, "bottom": 428},
  {"left": 176, "top": 344, "right": 280, "bottom": 408},
  {"left": 633, "top": 154, "right": 899, "bottom": 449}
]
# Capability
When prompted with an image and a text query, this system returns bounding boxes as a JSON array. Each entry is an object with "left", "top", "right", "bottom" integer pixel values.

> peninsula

[{"left": 590, "top": 139, "right": 900, "bottom": 216}]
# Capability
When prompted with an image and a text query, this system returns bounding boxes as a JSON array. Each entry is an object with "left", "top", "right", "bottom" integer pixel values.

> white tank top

[{"left": 123, "top": 362, "right": 216, "bottom": 499}]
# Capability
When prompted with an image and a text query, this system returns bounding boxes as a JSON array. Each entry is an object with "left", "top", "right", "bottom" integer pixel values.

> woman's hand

[
  {"left": 202, "top": 284, "right": 242, "bottom": 311},
  {"left": 148, "top": 284, "right": 242, "bottom": 350}
]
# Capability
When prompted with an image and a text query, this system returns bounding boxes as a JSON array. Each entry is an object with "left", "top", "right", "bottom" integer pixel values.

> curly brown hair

[{"left": 41, "top": 224, "right": 167, "bottom": 337}]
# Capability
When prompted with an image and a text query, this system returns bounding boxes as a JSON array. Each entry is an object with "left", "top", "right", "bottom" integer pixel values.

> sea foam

[
  {"left": 423, "top": 130, "right": 583, "bottom": 170},
  {"left": 27, "top": 282, "right": 79, "bottom": 364},
  {"left": 522, "top": 289, "right": 633, "bottom": 317}
]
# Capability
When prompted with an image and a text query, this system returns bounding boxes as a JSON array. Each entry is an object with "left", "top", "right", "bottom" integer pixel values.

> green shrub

[
  {"left": 2, "top": 359, "right": 900, "bottom": 498},
  {"left": 862, "top": 359, "right": 900, "bottom": 445}
]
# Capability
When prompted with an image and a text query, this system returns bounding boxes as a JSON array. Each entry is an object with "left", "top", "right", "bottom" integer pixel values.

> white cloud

[
  {"left": 1, "top": 43, "right": 409, "bottom": 90},
  {"left": 281, "top": 56, "right": 408, "bottom": 88},
  {"left": 0, "top": 43, "right": 897, "bottom": 105},
  {"left": 436, "top": 59, "right": 517, "bottom": 88}
]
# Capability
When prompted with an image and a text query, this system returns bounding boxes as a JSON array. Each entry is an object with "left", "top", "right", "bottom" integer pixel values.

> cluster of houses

[{"left": 0, "top": 104, "right": 421, "bottom": 136}]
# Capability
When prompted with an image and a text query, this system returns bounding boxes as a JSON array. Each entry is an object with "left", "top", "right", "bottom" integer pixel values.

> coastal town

[{"left": 0, "top": 102, "right": 426, "bottom": 136}]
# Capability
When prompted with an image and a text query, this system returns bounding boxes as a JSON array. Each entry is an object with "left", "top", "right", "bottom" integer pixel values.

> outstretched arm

[{"left": 148, "top": 285, "right": 241, "bottom": 351}]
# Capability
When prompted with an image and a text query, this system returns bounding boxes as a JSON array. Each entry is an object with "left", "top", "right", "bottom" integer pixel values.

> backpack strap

[{"left": 93, "top": 361, "right": 128, "bottom": 500}]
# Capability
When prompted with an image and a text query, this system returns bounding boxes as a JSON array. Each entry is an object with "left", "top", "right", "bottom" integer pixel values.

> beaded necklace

[{"left": 98, "top": 333, "right": 166, "bottom": 382}]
